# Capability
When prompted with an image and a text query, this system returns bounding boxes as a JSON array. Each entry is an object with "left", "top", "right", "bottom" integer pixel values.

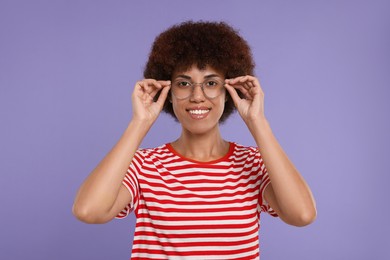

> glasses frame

[{"left": 170, "top": 79, "right": 225, "bottom": 100}]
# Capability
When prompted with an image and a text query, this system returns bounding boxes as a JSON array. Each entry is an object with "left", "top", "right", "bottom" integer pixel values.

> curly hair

[{"left": 144, "top": 21, "right": 255, "bottom": 123}]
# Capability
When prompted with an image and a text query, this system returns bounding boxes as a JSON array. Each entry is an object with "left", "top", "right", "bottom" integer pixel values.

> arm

[
  {"left": 224, "top": 76, "right": 316, "bottom": 227},
  {"left": 72, "top": 79, "right": 170, "bottom": 224}
]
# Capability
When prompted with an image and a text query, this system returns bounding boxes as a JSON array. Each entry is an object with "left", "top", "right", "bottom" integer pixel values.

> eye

[
  {"left": 204, "top": 80, "right": 221, "bottom": 88},
  {"left": 175, "top": 81, "right": 192, "bottom": 88}
]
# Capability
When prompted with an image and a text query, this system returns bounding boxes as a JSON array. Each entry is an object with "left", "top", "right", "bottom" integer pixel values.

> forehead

[{"left": 172, "top": 64, "right": 224, "bottom": 78}]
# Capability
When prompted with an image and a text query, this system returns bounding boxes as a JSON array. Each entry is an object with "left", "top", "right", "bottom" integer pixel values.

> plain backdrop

[{"left": 1, "top": 0, "right": 389, "bottom": 259}]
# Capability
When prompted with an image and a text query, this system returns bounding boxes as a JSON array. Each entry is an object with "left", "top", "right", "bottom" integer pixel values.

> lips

[
  {"left": 186, "top": 107, "right": 211, "bottom": 119},
  {"left": 189, "top": 109, "right": 209, "bottom": 115}
]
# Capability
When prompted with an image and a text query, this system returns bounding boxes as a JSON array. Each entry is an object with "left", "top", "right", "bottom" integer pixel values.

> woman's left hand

[{"left": 224, "top": 75, "right": 266, "bottom": 124}]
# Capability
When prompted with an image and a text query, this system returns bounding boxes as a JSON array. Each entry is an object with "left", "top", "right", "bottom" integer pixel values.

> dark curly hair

[{"left": 144, "top": 21, "right": 255, "bottom": 123}]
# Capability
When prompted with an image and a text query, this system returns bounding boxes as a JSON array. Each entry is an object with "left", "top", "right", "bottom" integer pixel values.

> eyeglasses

[{"left": 171, "top": 78, "right": 225, "bottom": 100}]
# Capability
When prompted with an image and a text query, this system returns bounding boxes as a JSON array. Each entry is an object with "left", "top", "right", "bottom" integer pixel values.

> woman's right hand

[
  {"left": 73, "top": 79, "right": 171, "bottom": 224},
  {"left": 132, "top": 79, "right": 171, "bottom": 123}
]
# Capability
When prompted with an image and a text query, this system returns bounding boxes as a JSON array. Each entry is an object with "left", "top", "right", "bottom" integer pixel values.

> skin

[
  {"left": 72, "top": 65, "right": 317, "bottom": 227},
  {"left": 169, "top": 66, "right": 230, "bottom": 161},
  {"left": 224, "top": 75, "right": 317, "bottom": 226}
]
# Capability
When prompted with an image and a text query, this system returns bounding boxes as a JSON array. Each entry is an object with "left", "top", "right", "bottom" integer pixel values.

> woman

[{"left": 73, "top": 21, "right": 316, "bottom": 260}]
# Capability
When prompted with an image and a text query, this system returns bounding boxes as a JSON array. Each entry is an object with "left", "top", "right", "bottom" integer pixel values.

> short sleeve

[
  {"left": 257, "top": 150, "right": 278, "bottom": 217},
  {"left": 115, "top": 150, "right": 144, "bottom": 219}
]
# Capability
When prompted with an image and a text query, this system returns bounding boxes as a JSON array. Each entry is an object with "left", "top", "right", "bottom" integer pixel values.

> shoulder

[
  {"left": 231, "top": 142, "right": 259, "bottom": 156},
  {"left": 231, "top": 142, "right": 264, "bottom": 165},
  {"left": 136, "top": 144, "right": 172, "bottom": 160}
]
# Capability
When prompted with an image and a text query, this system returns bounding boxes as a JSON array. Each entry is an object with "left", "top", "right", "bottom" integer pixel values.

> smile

[{"left": 188, "top": 109, "right": 210, "bottom": 115}]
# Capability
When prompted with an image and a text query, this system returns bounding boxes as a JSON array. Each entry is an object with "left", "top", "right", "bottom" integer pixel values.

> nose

[{"left": 189, "top": 83, "right": 205, "bottom": 102}]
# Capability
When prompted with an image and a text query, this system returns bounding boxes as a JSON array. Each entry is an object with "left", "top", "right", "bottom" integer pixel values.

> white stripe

[
  {"left": 138, "top": 208, "right": 257, "bottom": 217},
  {"left": 141, "top": 166, "right": 260, "bottom": 182},
  {"left": 138, "top": 201, "right": 258, "bottom": 211},
  {"left": 139, "top": 191, "right": 258, "bottom": 203},
  {"left": 132, "top": 239, "right": 259, "bottom": 252},
  {"left": 134, "top": 225, "right": 258, "bottom": 235},
  {"left": 131, "top": 252, "right": 259, "bottom": 260},
  {"left": 141, "top": 164, "right": 260, "bottom": 176},
  {"left": 140, "top": 180, "right": 261, "bottom": 196},
  {"left": 145, "top": 157, "right": 260, "bottom": 169},
  {"left": 141, "top": 174, "right": 259, "bottom": 189},
  {"left": 133, "top": 232, "right": 258, "bottom": 243},
  {"left": 125, "top": 144, "right": 267, "bottom": 259},
  {"left": 136, "top": 215, "right": 258, "bottom": 226}
]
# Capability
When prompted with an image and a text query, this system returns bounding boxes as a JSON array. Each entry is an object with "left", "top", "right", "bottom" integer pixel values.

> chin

[{"left": 180, "top": 120, "right": 221, "bottom": 136}]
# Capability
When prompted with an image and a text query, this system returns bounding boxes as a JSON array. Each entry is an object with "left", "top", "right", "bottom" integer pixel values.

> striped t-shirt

[{"left": 117, "top": 142, "right": 277, "bottom": 260}]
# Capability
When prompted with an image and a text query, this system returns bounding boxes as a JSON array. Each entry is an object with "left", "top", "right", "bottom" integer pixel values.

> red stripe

[
  {"left": 132, "top": 243, "right": 259, "bottom": 256},
  {"left": 135, "top": 219, "right": 258, "bottom": 231},
  {"left": 140, "top": 185, "right": 260, "bottom": 199},
  {"left": 132, "top": 235, "right": 259, "bottom": 248},
  {"left": 133, "top": 226, "right": 259, "bottom": 240},
  {"left": 139, "top": 177, "right": 260, "bottom": 193},
  {"left": 138, "top": 203, "right": 258, "bottom": 214},
  {"left": 117, "top": 143, "right": 272, "bottom": 259},
  {"left": 144, "top": 193, "right": 258, "bottom": 206},
  {"left": 140, "top": 169, "right": 261, "bottom": 185},
  {"left": 137, "top": 211, "right": 258, "bottom": 222}
]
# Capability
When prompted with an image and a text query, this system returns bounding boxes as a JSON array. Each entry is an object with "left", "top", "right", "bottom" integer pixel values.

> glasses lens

[
  {"left": 171, "top": 79, "right": 224, "bottom": 99},
  {"left": 202, "top": 79, "right": 224, "bottom": 98},
  {"left": 172, "top": 80, "right": 192, "bottom": 99}
]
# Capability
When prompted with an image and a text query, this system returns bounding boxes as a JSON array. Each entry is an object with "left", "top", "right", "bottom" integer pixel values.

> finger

[
  {"left": 138, "top": 79, "right": 170, "bottom": 101},
  {"left": 227, "top": 76, "right": 252, "bottom": 92},
  {"left": 155, "top": 84, "right": 171, "bottom": 107},
  {"left": 229, "top": 75, "right": 258, "bottom": 85},
  {"left": 143, "top": 79, "right": 162, "bottom": 94},
  {"left": 157, "top": 80, "right": 171, "bottom": 86},
  {"left": 237, "top": 86, "right": 252, "bottom": 100},
  {"left": 244, "top": 76, "right": 262, "bottom": 92},
  {"left": 135, "top": 80, "right": 144, "bottom": 90},
  {"left": 137, "top": 81, "right": 150, "bottom": 94},
  {"left": 247, "top": 80, "right": 255, "bottom": 88},
  {"left": 151, "top": 80, "right": 171, "bottom": 96},
  {"left": 225, "top": 79, "right": 251, "bottom": 99},
  {"left": 224, "top": 83, "right": 243, "bottom": 107},
  {"left": 240, "top": 77, "right": 256, "bottom": 92},
  {"left": 133, "top": 81, "right": 147, "bottom": 99},
  {"left": 228, "top": 75, "right": 250, "bottom": 84},
  {"left": 227, "top": 76, "right": 263, "bottom": 98},
  {"left": 149, "top": 80, "right": 171, "bottom": 99}
]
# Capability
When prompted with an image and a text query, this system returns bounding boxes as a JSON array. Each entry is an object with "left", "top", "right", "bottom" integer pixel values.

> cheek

[
  {"left": 215, "top": 96, "right": 227, "bottom": 118},
  {"left": 170, "top": 94, "right": 226, "bottom": 121},
  {"left": 171, "top": 99, "right": 185, "bottom": 120},
  {"left": 171, "top": 100, "right": 178, "bottom": 117}
]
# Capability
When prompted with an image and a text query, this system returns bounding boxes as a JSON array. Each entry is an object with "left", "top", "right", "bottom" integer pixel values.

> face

[{"left": 171, "top": 64, "right": 226, "bottom": 135}]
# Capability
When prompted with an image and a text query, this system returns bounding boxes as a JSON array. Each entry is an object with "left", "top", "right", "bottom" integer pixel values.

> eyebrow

[{"left": 174, "top": 74, "right": 221, "bottom": 80}]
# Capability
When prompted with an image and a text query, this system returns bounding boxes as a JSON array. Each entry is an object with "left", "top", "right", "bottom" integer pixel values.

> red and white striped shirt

[{"left": 117, "top": 142, "right": 277, "bottom": 260}]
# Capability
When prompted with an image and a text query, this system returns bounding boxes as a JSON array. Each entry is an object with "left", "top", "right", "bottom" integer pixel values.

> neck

[{"left": 171, "top": 125, "right": 229, "bottom": 162}]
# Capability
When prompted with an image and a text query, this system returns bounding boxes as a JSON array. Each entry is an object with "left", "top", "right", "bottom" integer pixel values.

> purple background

[{"left": 1, "top": 0, "right": 389, "bottom": 259}]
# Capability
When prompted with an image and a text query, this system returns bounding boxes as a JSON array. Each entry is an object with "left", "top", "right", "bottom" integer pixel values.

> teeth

[{"left": 189, "top": 109, "right": 209, "bottom": 115}]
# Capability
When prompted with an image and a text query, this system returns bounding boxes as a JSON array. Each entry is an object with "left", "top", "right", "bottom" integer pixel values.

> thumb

[
  {"left": 155, "top": 85, "right": 171, "bottom": 108},
  {"left": 224, "top": 83, "right": 241, "bottom": 108}
]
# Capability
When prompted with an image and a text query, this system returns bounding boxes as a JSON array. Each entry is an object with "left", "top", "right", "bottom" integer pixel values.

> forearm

[
  {"left": 247, "top": 118, "right": 316, "bottom": 225},
  {"left": 72, "top": 119, "right": 151, "bottom": 222}
]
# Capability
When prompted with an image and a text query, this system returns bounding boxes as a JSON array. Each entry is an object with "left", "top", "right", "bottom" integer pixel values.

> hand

[
  {"left": 131, "top": 79, "right": 171, "bottom": 123},
  {"left": 224, "top": 75, "right": 266, "bottom": 124}
]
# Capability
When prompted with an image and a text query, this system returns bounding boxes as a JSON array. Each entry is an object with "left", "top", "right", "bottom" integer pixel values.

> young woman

[{"left": 73, "top": 21, "right": 316, "bottom": 260}]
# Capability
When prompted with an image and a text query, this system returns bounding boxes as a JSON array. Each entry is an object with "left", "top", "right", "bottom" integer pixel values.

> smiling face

[{"left": 171, "top": 64, "right": 226, "bottom": 135}]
